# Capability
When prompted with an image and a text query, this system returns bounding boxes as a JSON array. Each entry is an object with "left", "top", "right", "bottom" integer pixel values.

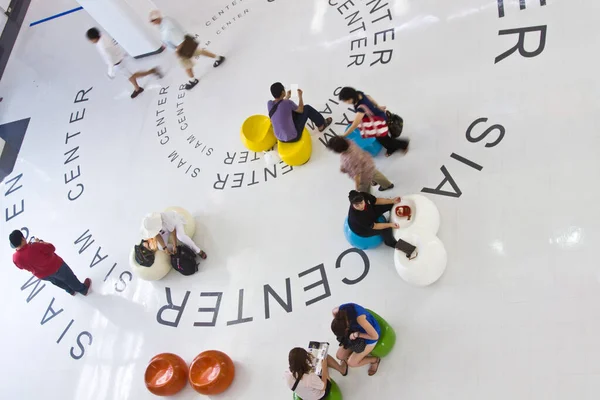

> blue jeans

[
  {"left": 43, "top": 262, "right": 87, "bottom": 295},
  {"left": 286, "top": 105, "right": 326, "bottom": 143}
]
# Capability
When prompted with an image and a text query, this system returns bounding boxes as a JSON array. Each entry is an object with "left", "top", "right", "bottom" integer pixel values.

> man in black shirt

[{"left": 347, "top": 190, "right": 418, "bottom": 259}]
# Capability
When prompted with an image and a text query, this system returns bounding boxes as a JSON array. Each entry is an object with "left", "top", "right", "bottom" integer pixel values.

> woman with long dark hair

[
  {"left": 285, "top": 347, "right": 347, "bottom": 400},
  {"left": 339, "top": 86, "right": 409, "bottom": 157},
  {"left": 331, "top": 303, "right": 382, "bottom": 376}
]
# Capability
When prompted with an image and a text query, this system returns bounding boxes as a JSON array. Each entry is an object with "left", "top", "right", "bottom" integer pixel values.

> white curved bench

[{"left": 394, "top": 229, "right": 447, "bottom": 287}]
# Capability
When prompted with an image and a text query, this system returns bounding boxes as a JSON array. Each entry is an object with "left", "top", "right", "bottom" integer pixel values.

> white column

[
  {"left": 0, "top": 11, "right": 7, "bottom": 36},
  {"left": 76, "top": 0, "right": 162, "bottom": 58}
]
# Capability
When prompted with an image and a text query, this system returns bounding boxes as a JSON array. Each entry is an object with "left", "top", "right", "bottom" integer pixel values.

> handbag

[
  {"left": 347, "top": 337, "right": 367, "bottom": 353},
  {"left": 395, "top": 205, "right": 412, "bottom": 220},
  {"left": 177, "top": 35, "right": 199, "bottom": 59},
  {"left": 338, "top": 334, "right": 366, "bottom": 353},
  {"left": 357, "top": 104, "right": 389, "bottom": 138},
  {"left": 386, "top": 110, "right": 404, "bottom": 138}
]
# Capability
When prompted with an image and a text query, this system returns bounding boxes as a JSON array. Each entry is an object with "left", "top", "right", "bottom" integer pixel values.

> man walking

[
  {"left": 86, "top": 27, "right": 162, "bottom": 99},
  {"left": 149, "top": 10, "right": 226, "bottom": 90},
  {"left": 10, "top": 230, "right": 91, "bottom": 296}
]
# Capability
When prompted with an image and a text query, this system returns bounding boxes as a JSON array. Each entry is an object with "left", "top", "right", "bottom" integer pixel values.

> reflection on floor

[{"left": 1, "top": 0, "right": 600, "bottom": 399}]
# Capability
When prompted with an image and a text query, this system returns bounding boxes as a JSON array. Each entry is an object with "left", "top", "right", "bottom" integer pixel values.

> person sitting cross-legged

[{"left": 268, "top": 82, "right": 332, "bottom": 143}]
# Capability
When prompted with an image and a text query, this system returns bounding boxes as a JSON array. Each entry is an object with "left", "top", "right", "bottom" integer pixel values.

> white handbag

[{"left": 263, "top": 147, "right": 281, "bottom": 165}]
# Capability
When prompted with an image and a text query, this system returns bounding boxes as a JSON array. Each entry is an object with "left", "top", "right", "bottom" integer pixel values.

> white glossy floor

[{"left": 1, "top": 0, "right": 600, "bottom": 398}]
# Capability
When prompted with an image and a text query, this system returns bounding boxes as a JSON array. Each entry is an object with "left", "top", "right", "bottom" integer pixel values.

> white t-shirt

[
  {"left": 159, "top": 17, "right": 187, "bottom": 49},
  {"left": 160, "top": 211, "right": 185, "bottom": 232},
  {"left": 96, "top": 35, "right": 125, "bottom": 77},
  {"left": 284, "top": 370, "right": 326, "bottom": 400}
]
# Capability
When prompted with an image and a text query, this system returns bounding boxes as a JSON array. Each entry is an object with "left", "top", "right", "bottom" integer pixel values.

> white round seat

[
  {"left": 129, "top": 247, "right": 172, "bottom": 281},
  {"left": 394, "top": 229, "right": 447, "bottom": 287},
  {"left": 392, "top": 194, "right": 440, "bottom": 240}
]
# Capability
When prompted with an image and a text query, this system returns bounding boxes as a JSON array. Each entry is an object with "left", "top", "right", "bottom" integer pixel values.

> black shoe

[
  {"left": 185, "top": 79, "right": 199, "bottom": 90},
  {"left": 213, "top": 56, "right": 226, "bottom": 67},
  {"left": 131, "top": 87, "right": 144, "bottom": 98},
  {"left": 378, "top": 183, "right": 394, "bottom": 192}
]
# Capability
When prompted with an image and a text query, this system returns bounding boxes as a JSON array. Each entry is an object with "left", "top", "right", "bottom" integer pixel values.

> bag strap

[
  {"left": 357, "top": 104, "right": 374, "bottom": 117},
  {"left": 291, "top": 376, "right": 301, "bottom": 391},
  {"left": 269, "top": 100, "right": 283, "bottom": 118}
]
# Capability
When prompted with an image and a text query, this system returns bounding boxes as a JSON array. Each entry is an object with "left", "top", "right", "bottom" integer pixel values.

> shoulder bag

[{"left": 357, "top": 104, "right": 389, "bottom": 138}]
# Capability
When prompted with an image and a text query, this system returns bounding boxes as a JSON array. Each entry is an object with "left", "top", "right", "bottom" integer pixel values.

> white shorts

[{"left": 113, "top": 57, "right": 134, "bottom": 77}]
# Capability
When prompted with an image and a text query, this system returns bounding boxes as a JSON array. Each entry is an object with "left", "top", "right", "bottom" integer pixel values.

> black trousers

[
  {"left": 376, "top": 134, "right": 409, "bottom": 155},
  {"left": 360, "top": 204, "right": 416, "bottom": 257},
  {"left": 284, "top": 105, "right": 326, "bottom": 143}
]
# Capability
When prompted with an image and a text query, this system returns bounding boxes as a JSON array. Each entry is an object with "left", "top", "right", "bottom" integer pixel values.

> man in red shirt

[{"left": 10, "top": 230, "right": 91, "bottom": 296}]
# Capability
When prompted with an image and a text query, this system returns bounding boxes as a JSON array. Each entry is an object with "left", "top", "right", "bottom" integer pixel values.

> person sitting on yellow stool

[{"left": 268, "top": 82, "right": 332, "bottom": 143}]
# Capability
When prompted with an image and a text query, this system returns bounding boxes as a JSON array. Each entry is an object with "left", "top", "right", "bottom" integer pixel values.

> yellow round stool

[
  {"left": 240, "top": 115, "right": 277, "bottom": 152},
  {"left": 278, "top": 128, "right": 312, "bottom": 166}
]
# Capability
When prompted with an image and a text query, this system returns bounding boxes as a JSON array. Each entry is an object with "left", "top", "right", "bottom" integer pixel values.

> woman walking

[{"left": 339, "top": 87, "right": 409, "bottom": 157}]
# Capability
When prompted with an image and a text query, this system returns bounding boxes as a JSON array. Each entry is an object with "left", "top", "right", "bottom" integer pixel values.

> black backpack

[
  {"left": 170, "top": 245, "right": 199, "bottom": 276},
  {"left": 134, "top": 240, "right": 155, "bottom": 267},
  {"left": 386, "top": 110, "right": 404, "bottom": 138}
]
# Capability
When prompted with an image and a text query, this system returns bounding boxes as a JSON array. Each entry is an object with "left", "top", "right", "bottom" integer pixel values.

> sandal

[
  {"left": 368, "top": 358, "right": 381, "bottom": 376},
  {"left": 318, "top": 117, "right": 333, "bottom": 132},
  {"left": 130, "top": 87, "right": 144, "bottom": 98},
  {"left": 199, "top": 250, "right": 208, "bottom": 260},
  {"left": 213, "top": 56, "right": 226, "bottom": 67},
  {"left": 341, "top": 360, "right": 349, "bottom": 376}
]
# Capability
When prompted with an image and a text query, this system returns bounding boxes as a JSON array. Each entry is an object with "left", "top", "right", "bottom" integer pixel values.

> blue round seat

[
  {"left": 346, "top": 124, "right": 382, "bottom": 157},
  {"left": 343, "top": 216, "right": 385, "bottom": 250}
]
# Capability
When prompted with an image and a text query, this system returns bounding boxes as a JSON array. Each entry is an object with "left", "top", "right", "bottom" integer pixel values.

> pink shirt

[
  {"left": 284, "top": 370, "right": 326, "bottom": 400},
  {"left": 340, "top": 141, "right": 375, "bottom": 180}
]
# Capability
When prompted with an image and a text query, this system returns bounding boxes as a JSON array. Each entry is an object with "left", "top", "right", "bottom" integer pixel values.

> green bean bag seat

[
  {"left": 367, "top": 309, "right": 397, "bottom": 358},
  {"left": 293, "top": 378, "right": 342, "bottom": 400}
]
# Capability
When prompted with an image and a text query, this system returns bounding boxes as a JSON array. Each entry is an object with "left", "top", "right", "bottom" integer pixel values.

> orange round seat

[
  {"left": 144, "top": 353, "right": 189, "bottom": 396},
  {"left": 189, "top": 350, "right": 235, "bottom": 395}
]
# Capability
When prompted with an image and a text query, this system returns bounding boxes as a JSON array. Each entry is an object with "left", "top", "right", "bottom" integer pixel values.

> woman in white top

[
  {"left": 285, "top": 348, "right": 347, "bottom": 400},
  {"left": 141, "top": 211, "right": 207, "bottom": 259}
]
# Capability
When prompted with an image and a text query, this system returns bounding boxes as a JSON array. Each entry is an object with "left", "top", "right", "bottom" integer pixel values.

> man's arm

[
  {"left": 372, "top": 222, "right": 397, "bottom": 230},
  {"left": 295, "top": 89, "right": 304, "bottom": 113},
  {"left": 97, "top": 47, "right": 115, "bottom": 78},
  {"left": 375, "top": 198, "right": 394, "bottom": 205}
]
